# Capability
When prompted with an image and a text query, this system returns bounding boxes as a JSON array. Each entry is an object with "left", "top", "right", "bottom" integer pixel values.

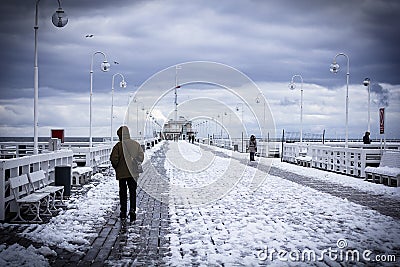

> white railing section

[
  {"left": 0, "top": 142, "right": 48, "bottom": 158},
  {"left": 282, "top": 142, "right": 400, "bottom": 178},
  {"left": 71, "top": 145, "right": 112, "bottom": 171},
  {"left": 206, "top": 138, "right": 282, "bottom": 157},
  {"left": 0, "top": 150, "right": 73, "bottom": 221},
  {"left": 310, "top": 145, "right": 381, "bottom": 177},
  {"left": 282, "top": 143, "right": 309, "bottom": 163},
  {"left": 0, "top": 141, "right": 113, "bottom": 159}
]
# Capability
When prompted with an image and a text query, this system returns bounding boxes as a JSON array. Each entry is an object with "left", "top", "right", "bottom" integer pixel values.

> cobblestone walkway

[
  {"left": 0, "top": 144, "right": 170, "bottom": 267},
  {"left": 105, "top": 144, "right": 170, "bottom": 266}
]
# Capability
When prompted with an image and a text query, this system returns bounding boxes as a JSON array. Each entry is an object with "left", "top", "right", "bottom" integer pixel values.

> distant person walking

[
  {"left": 110, "top": 126, "right": 144, "bottom": 222},
  {"left": 363, "top": 131, "right": 371, "bottom": 144},
  {"left": 249, "top": 135, "right": 257, "bottom": 161}
]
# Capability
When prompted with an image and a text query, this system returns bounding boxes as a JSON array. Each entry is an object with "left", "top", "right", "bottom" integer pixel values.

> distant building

[{"left": 162, "top": 116, "right": 195, "bottom": 140}]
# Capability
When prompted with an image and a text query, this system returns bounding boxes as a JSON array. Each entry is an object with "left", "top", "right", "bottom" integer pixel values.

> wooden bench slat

[{"left": 17, "top": 192, "right": 50, "bottom": 203}]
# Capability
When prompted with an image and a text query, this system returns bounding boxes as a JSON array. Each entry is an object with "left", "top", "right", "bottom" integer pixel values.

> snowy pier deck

[{"left": 1, "top": 141, "right": 399, "bottom": 266}]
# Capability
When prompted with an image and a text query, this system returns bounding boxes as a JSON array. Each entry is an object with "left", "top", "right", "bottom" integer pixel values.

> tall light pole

[
  {"left": 256, "top": 93, "right": 266, "bottom": 142},
  {"left": 132, "top": 98, "right": 144, "bottom": 140},
  {"left": 363, "top": 78, "right": 371, "bottom": 132},
  {"left": 111, "top": 73, "right": 127, "bottom": 143},
  {"left": 288, "top": 74, "right": 304, "bottom": 143},
  {"left": 89, "top": 51, "right": 110, "bottom": 147},
  {"left": 174, "top": 65, "right": 182, "bottom": 122},
  {"left": 330, "top": 53, "right": 350, "bottom": 147},
  {"left": 236, "top": 103, "right": 244, "bottom": 152},
  {"left": 33, "top": 0, "right": 68, "bottom": 154}
]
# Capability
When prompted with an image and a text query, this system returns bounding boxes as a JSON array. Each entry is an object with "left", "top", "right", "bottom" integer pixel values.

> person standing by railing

[
  {"left": 363, "top": 131, "right": 371, "bottom": 144},
  {"left": 249, "top": 135, "right": 257, "bottom": 161},
  {"left": 110, "top": 126, "right": 144, "bottom": 222}
]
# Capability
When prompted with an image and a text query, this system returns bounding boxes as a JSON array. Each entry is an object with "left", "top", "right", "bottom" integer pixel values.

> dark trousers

[
  {"left": 119, "top": 177, "right": 137, "bottom": 216},
  {"left": 250, "top": 152, "right": 255, "bottom": 161}
]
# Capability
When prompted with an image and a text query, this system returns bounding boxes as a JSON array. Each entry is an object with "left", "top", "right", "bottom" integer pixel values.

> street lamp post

[
  {"left": 89, "top": 51, "right": 110, "bottom": 147},
  {"left": 111, "top": 73, "right": 127, "bottom": 143},
  {"left": 363, "top": 78, "right": 371, "bottom": 132},
  {"left": 330, "top": 53, "right": 350, "bottom": 147},
  {"left": 132, "top": 98, "right": 144, "bottom": 140},
  {"left": 256, "top": 93, "right": 266, "bottom": 142},
  {"left": 235, "top": 103, "right": 244, "bottom": 152},
  {"left": 235, "top": 103, "right": 244, "bottom": 123},
  {"left": 174, "top": 65, "right": 182, "bottom": 122},
  {"left": 288, "top": 74, "right": 304, "bottom": 143},
  {"left": 33, "top": 0, "right": 68, "bottom": 154}
]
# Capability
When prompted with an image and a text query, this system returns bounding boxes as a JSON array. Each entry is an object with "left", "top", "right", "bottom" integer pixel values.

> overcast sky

[{"left": 0, "top": 0, "right": 399, "bottom": 140}]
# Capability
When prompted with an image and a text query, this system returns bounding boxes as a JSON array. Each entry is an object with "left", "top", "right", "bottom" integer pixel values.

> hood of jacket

[{"left": 117, "top": 126, "right": 131, "bottom": 141}]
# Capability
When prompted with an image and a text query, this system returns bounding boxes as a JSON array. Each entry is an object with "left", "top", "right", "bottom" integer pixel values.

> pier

[{"left": 0, "top": 140, "right": 399, "bottom": 266}]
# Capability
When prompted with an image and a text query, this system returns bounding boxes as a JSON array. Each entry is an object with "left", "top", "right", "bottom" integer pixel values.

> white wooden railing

[
  {"left": 71, "top": 145, "right": 112, "bottom": 172},
  {"left": 282, "top": 142, "right": 400, "bottom": 178},
  {"left": 310, "top": 145, "right": 381, "bottom": 177}
]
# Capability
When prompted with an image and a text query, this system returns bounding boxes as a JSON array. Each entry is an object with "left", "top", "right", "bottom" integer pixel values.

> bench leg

[
  {"left": 57, "top": 188, "right": 65, "bottom": 204},
  {"left": 54, "top": 189, "right": 65, "bottom": 207},
  {"left": 11, "top": 203, "right": 28, "bottom": 223},
  {"left": 43, "top": 195, "right": 53, "bottom": 216},
  {"left": 72, "top": 176, "right": 78, "bottom": 186},
  {"left": 12, "top": 202, "right": 44, "bottom": 223},
  {"left": 48, "top": 194, "right": 57, "bottom": 211},
  {"left": 32, "top": 202, "right": 44, "bottom": 223}
]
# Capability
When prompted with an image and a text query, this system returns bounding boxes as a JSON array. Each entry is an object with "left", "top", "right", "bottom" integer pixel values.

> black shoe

[{"left": 129, "top": 211, "right": 136, "bottom": 222}]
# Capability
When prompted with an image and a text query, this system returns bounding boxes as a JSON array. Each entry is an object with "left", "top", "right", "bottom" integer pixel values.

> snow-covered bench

[
  {"left": 72, "top": 167, "right": 93, "bottom": 186},
  {"left": 28, "top": 170, "right": 65, "bottom": 210},
  {"left": 295, "top": 155, "right": 312, "bottom": 167},
  {"left": 97, "top": 163, "right": 111, "bottom": 175},
  {"left": 364, "top": 151, "right": 400, "bottom": 187},
  {"left": 295, "top": 149, "right": 312, "bottom": 167},
  {"left": 9, "top": 174, "right": 51, "bottom": 223}
]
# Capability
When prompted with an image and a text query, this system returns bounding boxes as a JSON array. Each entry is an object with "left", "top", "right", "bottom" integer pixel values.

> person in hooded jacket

[
  {"left": 249, "top": 135, "right": 257, "bottom": 161},
  {"left": 110, "top": 126, "right": 144, "bottom": 222}
]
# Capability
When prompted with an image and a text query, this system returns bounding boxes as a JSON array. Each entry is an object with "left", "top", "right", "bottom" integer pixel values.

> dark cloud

[
  {"left": 0, "top": 0, "right": 399, "bottom": 137},
  {"left": 370, "top": 83, "right": 390, "bottom": 107}
]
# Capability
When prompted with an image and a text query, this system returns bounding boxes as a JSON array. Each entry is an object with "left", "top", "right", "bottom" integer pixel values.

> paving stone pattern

[
  {"left": 105, "top": 143, "right": 170, "bottom": 266},
  {"left": 204, "top": 146, "right": 400, "bottom": 220}
]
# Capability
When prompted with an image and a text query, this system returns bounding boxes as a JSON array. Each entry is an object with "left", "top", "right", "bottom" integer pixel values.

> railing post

[{"left": 0, "top": 160, "right": 5, "bottom": 221}]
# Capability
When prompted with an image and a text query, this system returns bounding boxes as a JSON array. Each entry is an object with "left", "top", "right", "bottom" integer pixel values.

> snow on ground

[
  {"left": 0, "top": 243, "right": 56, "bottom": 267},
  {"left": 213, "top": 145, "right": 400, "bottom": 200},
  {"left": 1, "top": 171, "right": 120, "bottom": 266},
  {"left": 20, "top": 173, "right": 119, "bottom": 253},
  {"left": 166, "top": 141, "right": 400, "bottom": 266},
  {"left": 271, "top": 159, "right": 400, "bottom": 199},
  {"left": 0, "top": 142, "right": 165, "bottom": 266},
  {"left": 1, "top": 140, "right": 398, "bottom": 266},
  {"left": 166, "top": 141, "right": 230, "bottom": 188}
]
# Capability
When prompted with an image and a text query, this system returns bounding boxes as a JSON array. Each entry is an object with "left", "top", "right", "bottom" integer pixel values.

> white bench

[
  {"left": 9, "top": 174, "right": 51, "bottom": 223},
  {"left": 365, "top": 151, "right": 400, "bottom": 187},
  {"left": 28, "top": 170, "right": 65, "bottom": 210},
  {"left": 295, "top": 155, "right": 312, "bottom": 167},
  {"left": 72, "top": 167, "right": 93, "bottom": 186},
  {"left": 97, "top": 163, "right": 111, "bottom": 175}
]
